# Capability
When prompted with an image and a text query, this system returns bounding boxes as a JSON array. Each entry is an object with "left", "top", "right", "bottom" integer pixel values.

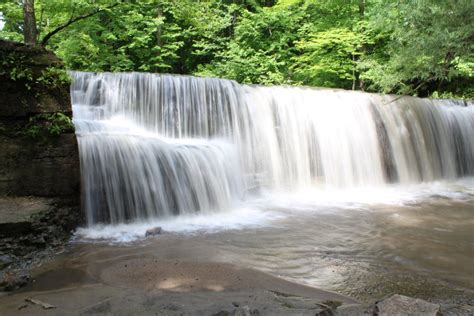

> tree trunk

[
  {"left": 156, "top": 6, "right": 163, "bottom": 47},
  {"left": 358, "top": 0, "right": 366, "bottom": 91},
  {"left": 23, "top": 0, "right": 38, "bottom": 45},
  {"left": 358, "top": 0, "right": 365, "bottom": 18}
]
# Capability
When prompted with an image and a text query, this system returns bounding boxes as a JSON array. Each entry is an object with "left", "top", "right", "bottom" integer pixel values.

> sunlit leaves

[
  {"left": 361, "top": 0, "right": 474, "bottom": 97},
  {"left": 292, "top": 28, "right": 363, "bottom": 88},
  {"left": 1, "top": 0, "right": 472, "bottom": 98}
]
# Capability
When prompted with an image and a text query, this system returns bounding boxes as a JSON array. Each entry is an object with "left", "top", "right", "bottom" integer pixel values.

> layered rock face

[
  {"left": 0, "top": 40, "right": 79, "bottom": 197},
  {"left": 0, "top": 40, "right": 81, "bottom": 290}
]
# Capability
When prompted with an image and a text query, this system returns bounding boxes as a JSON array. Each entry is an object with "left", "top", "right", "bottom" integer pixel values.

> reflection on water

[
  {"left": 208, "top": 199, "right": 474, "bottom": 301},
  {"left": 72, "top": 178, "right": 474, "bottom": 303}
]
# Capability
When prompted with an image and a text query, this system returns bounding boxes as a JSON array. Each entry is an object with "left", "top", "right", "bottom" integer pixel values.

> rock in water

[
  {"left": 25, "top": 297, "right": 56, "bottom": 309},
  {"left": 145, "top": 227, "right": 162, "bottom": 237},
  {"left": 335, "top": 303, "right": 373, "bottom": 315},
  {"left": 0, "top": 255, "right": 14, "bottom": 269},
  {"left": 376, "top": 294, "right": 440, "bottom": 316}
]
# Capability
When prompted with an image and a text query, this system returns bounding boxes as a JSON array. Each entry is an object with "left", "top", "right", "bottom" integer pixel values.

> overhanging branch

[{"left": 40, "top": 3, "right": 119, "bottom": 47}]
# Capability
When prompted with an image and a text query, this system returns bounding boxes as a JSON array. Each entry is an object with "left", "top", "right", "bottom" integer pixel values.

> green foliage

[
  {"left": 46, "top": 112, "right": 74, "bottom": 135},
  {"left": 7, "top": 65, "right": 34, "bottom": 87},
  {"left": 48, "top": 0, "right": 198, "bottom": 73},
  {"left": 0, "top": 50, "right": 70, "bottom": 94},
  {"left": 0, "top": 53, "right": 34, "bottom": 88},
  {"left": 196, "top": 5, "right": 305, "bottom": 84},
  {"left": 36, "top": 66, "right": 71, "bottom": 87},
  {"left": 23, "top": 112, "right": 74, "bottom": 138},
  {"left": 0, "top": 0, "right": 472, "bottom": 98},
  {"left": 293, "top": 27, "right": 362, "bottom": 88},
  {"left": 0, "top": 0, "right": 23, "bottom": 42},
  {"left": 360, "top": 0, "right": 474, "bottom": 97}
]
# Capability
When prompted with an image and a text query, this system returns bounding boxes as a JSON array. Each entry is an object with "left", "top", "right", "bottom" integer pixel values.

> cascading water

[{"left": 71, "top": 71, "right": 474, "bottom": 225}]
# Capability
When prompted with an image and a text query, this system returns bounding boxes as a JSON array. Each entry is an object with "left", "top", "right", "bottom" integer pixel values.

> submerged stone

[
  {"left": 375, "top": 294, "right": 441, "bottom": 316},
  {"left": 0, "top": 255, "right": 14, "bottom": 269},
  {"left": 335, "top": 303, "right": 373, "bottom": 315},
  {"left": 145, "top": 227, "right": 162, "bottom": 237}
]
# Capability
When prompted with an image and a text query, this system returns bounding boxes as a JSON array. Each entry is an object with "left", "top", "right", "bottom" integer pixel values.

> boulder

[
  {"left": 0, "top": 255, "right": 14, "bottom": 270},
  {"left": 212, "top": 306, "right": 260, "bottom": 316},
  {"left": 145, "top": 227, "right": 162, "bottom": 237},
  {"left": 375, "top": 294, "right": 441, "bottom": 316},
  {"left": 0, "top": 269, "right": 30, "bottom": 291},
  {"left": 335, "top": 303, "right": 373, "bottom": 315}
]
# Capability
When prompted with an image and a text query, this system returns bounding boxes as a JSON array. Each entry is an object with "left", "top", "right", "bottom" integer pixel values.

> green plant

[
  {"left": 23, "top": 112, "right": 74, "bottom": 139},
  {"left": 46, "top": 112, "right": 74, "bottom": 135},
  {"left": 36, "top": 67, "right": 71, "bottom": 88},
  {"left": 1, "top": 51, "right": 70, "bottom": 92},
  {"left": 23, "top": 123, "right": 42, "bottom": 138},
  {"left": 1, "top": 53, "right": 34, "bottom": 90}
]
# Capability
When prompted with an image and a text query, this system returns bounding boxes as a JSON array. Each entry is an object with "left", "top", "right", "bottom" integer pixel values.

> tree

[
  {"left": 196, "top": 3, "right": 306, "bottom": 84},
  {"left": 359, "top": 0, "right": 474, "bottom": 97},
  {"left": 2, "top": 0, "right": 119, "bottom": 47},
  {"left": 22, "top": 0, "right": 37, "bottom": 44},
  {"left": 39, "top": 2, "right": 118, "bottom": 47},
  {"left": 292, "top": 27, "right": 365, "bottom": 89},
  {"left": 0, "top": 0, "right": 472, "bottom": 98}
]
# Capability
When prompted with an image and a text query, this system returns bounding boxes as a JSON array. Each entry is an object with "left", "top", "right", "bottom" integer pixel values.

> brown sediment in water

[
  {"left": 98, "top": 258, "right": 357, "bottom": 300},
  {"left": 0, "top": 238, "right": 357, "bottom": 315},
  {"left": 2, "top": 198, "right": 473, "bottom": 314}
]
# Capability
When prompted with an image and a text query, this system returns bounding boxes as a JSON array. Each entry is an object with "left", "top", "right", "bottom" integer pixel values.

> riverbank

[
  {"left": 0, "top": 261, "right": 358, "bottom": 315},
  {"left": 0, "top": 196, "right": 81, "bottom": 291},
  {"left": 0, "top": 231, "right": 472, "bottom": 315},
  {"left": 0, "top": 236, "right": 359, "bottom": 315},
  {"left": 0, "top": 40, "right": 81, "bottom": 292}
]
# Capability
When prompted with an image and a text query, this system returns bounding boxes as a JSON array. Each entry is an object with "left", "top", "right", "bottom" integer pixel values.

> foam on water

[
  {"left": 75, "top": 177, "right": 474, "bottom": 242},
  {"left": 75, "top": 206, "right": 279, "bottom": 243}
]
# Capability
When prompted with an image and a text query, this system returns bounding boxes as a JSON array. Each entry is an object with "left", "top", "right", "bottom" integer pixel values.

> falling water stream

[{"left": 71, "top": 72, "right": 474, "bottom": 301}]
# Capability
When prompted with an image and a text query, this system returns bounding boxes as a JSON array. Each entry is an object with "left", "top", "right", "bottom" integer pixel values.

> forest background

[{"left": 1, "top": 0, "right": 473, "bottom": 98}]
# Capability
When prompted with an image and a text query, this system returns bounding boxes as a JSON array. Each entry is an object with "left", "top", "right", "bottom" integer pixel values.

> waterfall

[{"left": 71, "top": 72, "right": 474, "bottom": 224}]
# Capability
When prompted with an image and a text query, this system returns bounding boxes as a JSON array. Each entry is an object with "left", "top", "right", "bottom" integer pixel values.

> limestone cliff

[
  {"left": 0, "top": 40, "right": 81, "bottom": 290},
  {"left": 0, "top": 40, "right": 79, "bottom": 197}
]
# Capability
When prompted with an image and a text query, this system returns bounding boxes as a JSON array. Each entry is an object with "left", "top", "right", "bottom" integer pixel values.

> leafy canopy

[{"left": 0, "top": 0, "right": 472, "bottom": 98}]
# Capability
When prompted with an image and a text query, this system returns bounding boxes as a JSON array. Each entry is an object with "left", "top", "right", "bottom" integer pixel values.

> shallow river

[{"left": 71, "top": 178, "right": 474, "bottom": 304}]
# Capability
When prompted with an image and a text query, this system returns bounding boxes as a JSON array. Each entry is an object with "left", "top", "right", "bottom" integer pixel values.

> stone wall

[
  {"left": 0, "top": 40, "right": 81, "bottom": 290},
  {"left": 0, "top": 40, "right": 79, "bottom": 198}
]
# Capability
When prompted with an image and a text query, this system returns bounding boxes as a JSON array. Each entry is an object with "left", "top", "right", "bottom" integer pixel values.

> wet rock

[
  {"left": 0, "top": 222, "right": 33, "bottom": 238},
  {"left": 80, "top": 300, "right": 111, "bottom": 314},
  {"left": 0, "top": 43, "right": 80, "bottom": 285},
  {"left": 31, "top": 236, "right": 46, "bottom": 247},
  {"left": 375, "top": 294, "right": 441, "bottom": 316},
  {"left": 25, "top": 297, "right": 56, "bottom": 309},
  {"left": 0, "top": 197, "right": 82, "bottom": 291},
  {"left": 275, "top": 295, "right": 334, "bottom": 315},
  {"left": 0, "top": 270, "right": 30, "bottom": 291},
  {"left": 441, "top": 304, "right": 474, "bottom": 316},
  {"left": 233, "top": 306, "right": 251, "bottom": 316},
  {"left": 335, "top": 303, "right": 373, "bottom": 315},
  {"left": 0, "top": 255, "right": 14, "bottom": 269},
  {"left": 213, "top": 306, "right": 260, "bottom": 316},
  {"left": 159, "top": 302, "right": 181, "bottom": 311},
  {"left": 145, "top": 227, "right": 162, "bottom": 237},
  {"left": 315, "top": 308, "right": 334, "bottom": 316},
  {"left": 234, "top": 306, "right": 259, "bottom": 316}
]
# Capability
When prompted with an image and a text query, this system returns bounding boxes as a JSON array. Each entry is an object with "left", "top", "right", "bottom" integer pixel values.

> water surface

[{"left": 75, "top": 178, "right": 474, "bottom": 304}]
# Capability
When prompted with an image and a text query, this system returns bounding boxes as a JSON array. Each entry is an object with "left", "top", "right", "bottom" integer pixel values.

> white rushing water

[{"left": 71, "top": 72, "right": 474, "bottom": 232}]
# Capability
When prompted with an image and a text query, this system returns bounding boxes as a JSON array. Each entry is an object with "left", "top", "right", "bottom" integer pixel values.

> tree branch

[
  {"left": 40, "top": 3, "right": 119, "bottom": 47},
  {"left": 383, "top": 79, "right": 432, "bottom": 105}
]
